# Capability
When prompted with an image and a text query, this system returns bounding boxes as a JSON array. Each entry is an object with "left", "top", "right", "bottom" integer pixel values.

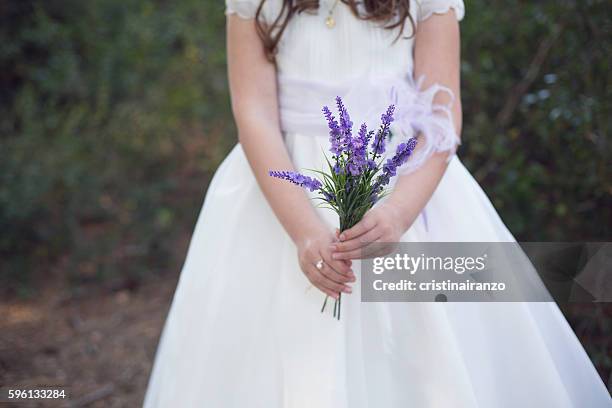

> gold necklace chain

[{"left": 325, "top": 0, "right": 341, "bottom": 28}]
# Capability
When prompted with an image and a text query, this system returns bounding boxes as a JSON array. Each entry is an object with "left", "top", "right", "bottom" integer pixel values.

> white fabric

[
  {"left": 144, "top": 1, "right": 612, "bottom": 407},
  {"left": 278, "top": 72, "right": 461, "bottom": 174},
  {"left": 224, "top": 0, "right": 258, "bottom": 19}
]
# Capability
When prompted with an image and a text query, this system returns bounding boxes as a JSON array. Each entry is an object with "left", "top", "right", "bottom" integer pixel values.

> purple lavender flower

[
  {"left": 322, "top": 106, "right": 342, "bottom": 156},
  {"left": 345, "top": 179, "right": 354, "bottom": 193},
  {"left": 269, "top": 170, "right": 322, "bottom": 192},
  {"left": 339, "top": 122, "right": 368, "bottom": 176},
  {"left": 365, "top": 129, "right": 375, "bottom": 146},
  {"left": 371, "top": 105, "right": 395, "bottom": 156},
  {"left": 336, "top": 96, "right": 353, "bottom": 150},
  {"left": 333, "top": 162, "right": 344, "bottom": 175},
  {"left": 370, "top": 192, "right": 380, "bottom": 204},
  {"left": 353, "top": 123, "right": 369, "bottom": 165},
  {"left": 322, "top": 190, "right": 336, "bottom": 202},
  {"left": 347, "top": 162, "right": 361, "bottom": 176},
  {"left": 390, "top": 137, "right": 418, "bottom": 168},
  {"left": 373, "top": 137, "right": 418, "bottom": 191}
]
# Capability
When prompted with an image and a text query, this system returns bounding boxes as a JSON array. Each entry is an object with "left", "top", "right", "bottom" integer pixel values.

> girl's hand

[
  {"left": 330, "top": 202, "right": 409, "bottom": 260},
  {"left": 296, "top": 224, "right": 355, "bottom": 299}
]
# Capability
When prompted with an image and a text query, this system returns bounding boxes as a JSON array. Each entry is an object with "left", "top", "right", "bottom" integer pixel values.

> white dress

[{"left": 143, "top": 1, "right": 611, "bottom": 407}]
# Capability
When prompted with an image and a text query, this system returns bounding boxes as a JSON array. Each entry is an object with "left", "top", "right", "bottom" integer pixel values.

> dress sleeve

[
  {"left": 225, "top": 0, "right": 259, "bottom": 19},
  {"left": 416, "top": 0, "right": 465, "bottom": 22}
]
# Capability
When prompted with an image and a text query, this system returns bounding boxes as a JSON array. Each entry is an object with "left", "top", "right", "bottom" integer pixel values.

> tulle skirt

[{"left": 143, "top": 132, "right": 610, "bottom": 407}]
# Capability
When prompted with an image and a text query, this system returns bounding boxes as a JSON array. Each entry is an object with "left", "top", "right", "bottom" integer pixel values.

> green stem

[{"left": 321, "top": 295, "right": 329, "bottom": 313}]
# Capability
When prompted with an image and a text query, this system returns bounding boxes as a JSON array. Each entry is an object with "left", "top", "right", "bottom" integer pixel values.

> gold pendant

[{"left": 325, "top": 15, "right": 335, "bottom": 28}]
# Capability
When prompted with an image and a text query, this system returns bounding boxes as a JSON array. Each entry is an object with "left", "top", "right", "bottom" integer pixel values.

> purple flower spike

[
  {"left": 322, "top": 190, "right": 336, "bottom": 202},
  {"left": 336, "top": 96, "right": 353, "bottom": 149},
  {"left": 373, "top": 136, "right": 418, "bottom": 191},
  {"left": 371, "top": 105, "right": 395, "bottom": 156},
  {"left": 269, "top": 170, "right": 322, "bottom": 192},
  {"left": 322, "top": 106, "right": 342, "bottom": 156},
  {"left": 355, "top": 123, "right": 368, "bottom": 161},
  {"left": 365, "top": 129, "right": 375, "bottom": 146},
  {"left": 347, "top": 162, "right": 361, "bottom": 176},
  {"left": 390, "top": 137, "right": 418, "bottom": 168}
]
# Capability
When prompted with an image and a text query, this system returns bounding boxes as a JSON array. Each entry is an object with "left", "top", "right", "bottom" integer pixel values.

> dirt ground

[
  {"left": 1, "top": 273, "right": 610, "bottom": 407},
  {"left": 0, "top": 275, "right": 177, "bottom": 408}
]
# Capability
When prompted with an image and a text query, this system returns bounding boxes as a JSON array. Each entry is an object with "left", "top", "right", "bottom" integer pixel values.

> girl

[{"left": 144, "top": 0, "right": 611, "bottom": 406}]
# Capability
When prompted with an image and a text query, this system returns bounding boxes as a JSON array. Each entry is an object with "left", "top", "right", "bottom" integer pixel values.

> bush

[
  {"left": 460, "top": 0, "right": 611, "bottom": 240},
  {"left": 1, "top": 0, "right": 610, "bottom": 294},
  {"left": 0, "top": 0, "right": 232, "bottom": 293}
]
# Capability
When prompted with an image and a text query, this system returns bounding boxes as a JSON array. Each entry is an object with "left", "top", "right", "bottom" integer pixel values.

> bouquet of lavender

[{"left": 270, "top": 97, "right": 417, "bottom": 319}]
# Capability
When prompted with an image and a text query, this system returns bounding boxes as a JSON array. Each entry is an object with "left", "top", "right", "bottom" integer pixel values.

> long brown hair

[{"left": 255, "top": 0, "right": 416, "bottom": 61}]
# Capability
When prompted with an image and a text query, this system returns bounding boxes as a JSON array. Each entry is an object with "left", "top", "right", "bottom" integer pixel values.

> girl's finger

[
  {"left": 304, "top": 268, "right": 340, "bottom": 299},
  {"left": 332, "top": 227, "right": 382, "bottom": 253},
  {"left": 333, "top": 239, "right": 398, "bottom": 261},
  {"left": 365, "top": 241, "right": 400, "bottom": 258},
  {"left": 315, "top": 282, "right": 340, "bottom": 299},
  {"left": 319, "top": 260, "right": 353, "bottom": 284},
  {"left": 331, "top": 247, "right": 363, "bottom": 261},
  {"left": 321, "top": 252, "right": 354, "bottom": 277},
  {"left": 311, "top": 265, "right": 351, "bottom": 294},
  {"left": 313, "top": 254, "right": 353, "bottom": 290},
  {"left": 338, "top": 217, "right": 376, "bottom": 241},
  {"left": 332, "top": 239, "right": 385, "bottom": 260}
]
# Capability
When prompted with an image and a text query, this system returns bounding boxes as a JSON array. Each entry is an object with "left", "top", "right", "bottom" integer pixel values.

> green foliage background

[
  {"left": 1, "top": 0, "right": 232, "bottom": 292},
  {"left": 1, "top": 1, "right": 610, "bottom": 290}
]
